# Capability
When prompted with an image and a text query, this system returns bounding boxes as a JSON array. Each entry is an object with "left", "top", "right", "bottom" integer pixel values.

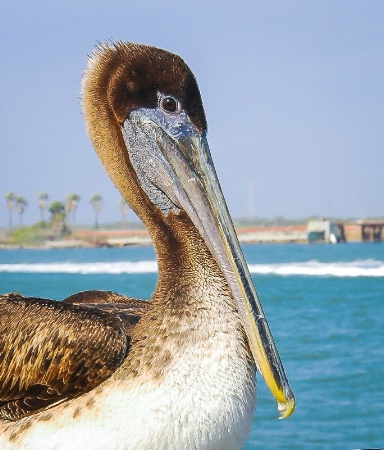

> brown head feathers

[{"left": 84, "top": 42, "right": 207, "bottom": 131}]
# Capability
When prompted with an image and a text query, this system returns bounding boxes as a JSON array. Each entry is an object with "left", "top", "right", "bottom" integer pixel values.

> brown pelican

[{"left": 0, "top": 42, "right": 294, "bottom": 449}]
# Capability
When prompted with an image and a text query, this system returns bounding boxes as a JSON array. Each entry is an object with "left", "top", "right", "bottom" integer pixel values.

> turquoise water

[{"left": 0, "top": 243, "right": 383, "bottom": 449}]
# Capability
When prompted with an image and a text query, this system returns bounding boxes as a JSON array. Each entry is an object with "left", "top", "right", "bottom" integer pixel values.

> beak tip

[{"left": 278, "top": 393, "right": 296, "bottom": 420}]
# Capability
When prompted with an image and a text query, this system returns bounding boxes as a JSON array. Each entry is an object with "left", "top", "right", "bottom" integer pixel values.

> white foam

[
  {"left": 248, "top": 259, "right": 384, "bottom": 277},
  {"left": 0, "top": 259, "right": 383, "bottom": 277},
  {"left": 0, "top": 261, "right": 158, "bottom": 274}
]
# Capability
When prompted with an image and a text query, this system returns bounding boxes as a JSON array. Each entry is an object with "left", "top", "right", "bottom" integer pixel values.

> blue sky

[{"left": 1, "top": 1, "right": 383, "bottom": 226}]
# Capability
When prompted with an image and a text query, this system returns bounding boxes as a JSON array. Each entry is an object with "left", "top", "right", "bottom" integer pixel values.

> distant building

[
  {"left": 307, "top": 220, "right": 346, "bottom": 244},
  {"left": 359, "top": 221, "right": 383, "bottom": 242}
]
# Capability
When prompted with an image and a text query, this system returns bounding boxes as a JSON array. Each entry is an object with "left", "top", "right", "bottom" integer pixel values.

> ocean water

[{"left": 0, "top": 243, "right": 383, "bottom": 449}]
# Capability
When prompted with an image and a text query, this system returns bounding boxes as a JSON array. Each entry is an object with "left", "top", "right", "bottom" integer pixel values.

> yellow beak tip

[{"left": 278, "top": 395, "right": 296, "bottom": 420}]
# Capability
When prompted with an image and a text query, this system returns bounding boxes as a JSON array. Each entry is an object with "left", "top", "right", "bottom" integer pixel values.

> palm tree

[
  {"left": 16, "top": 196, "right": 28, "bottom": 225},
  {"left": 49, "top": 201, "right": 67, "bottom": 239},
  {"left": 5, "top": 192, "right": 16, "bottom": 229},
  {"left": 49, "top": 201, "right": 65, "bottom": 221},
  {"left": 90, "top": 194, "right": 103, "bottom": 229},
  {"left": 66, "top": 194, "right": 81, "bottom": 226},
  {"left": 119, "top": 198, "right": 129, "bottom": 227},
  {"left": 38, "top": 192, "right": 49, "bottom": 222}
]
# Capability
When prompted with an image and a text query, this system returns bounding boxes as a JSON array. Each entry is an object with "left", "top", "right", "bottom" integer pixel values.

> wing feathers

[
  {"left": 63, "top": 290, "right": 150, "bottom": 333},
  {"left": 0, "top": 294, "right": 129, "bottom": 421}
]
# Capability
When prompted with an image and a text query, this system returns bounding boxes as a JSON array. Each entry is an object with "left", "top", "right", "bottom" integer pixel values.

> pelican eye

[{"left": 160, "top": 96, "right": 180, "bottom": 114}]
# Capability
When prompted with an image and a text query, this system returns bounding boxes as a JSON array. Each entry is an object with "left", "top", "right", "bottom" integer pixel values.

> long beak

[{"left": 123, "top": 113, "right": 295, "bottom": 418}]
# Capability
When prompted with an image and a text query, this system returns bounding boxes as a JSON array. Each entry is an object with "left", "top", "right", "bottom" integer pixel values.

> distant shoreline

[{"left": 1, "top": 221, "right": 374, "bottom": 249}]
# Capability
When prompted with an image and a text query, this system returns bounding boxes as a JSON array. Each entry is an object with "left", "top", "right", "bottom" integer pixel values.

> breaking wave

[
  {"left": 0, "top": 261, "right": 158, "bottom": 274},
  {"left": 248, "top": 259, "right": 384, "bottom": 277},
  {"left": 0, "top": 259, "right": 383, "bottom": 277}
]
